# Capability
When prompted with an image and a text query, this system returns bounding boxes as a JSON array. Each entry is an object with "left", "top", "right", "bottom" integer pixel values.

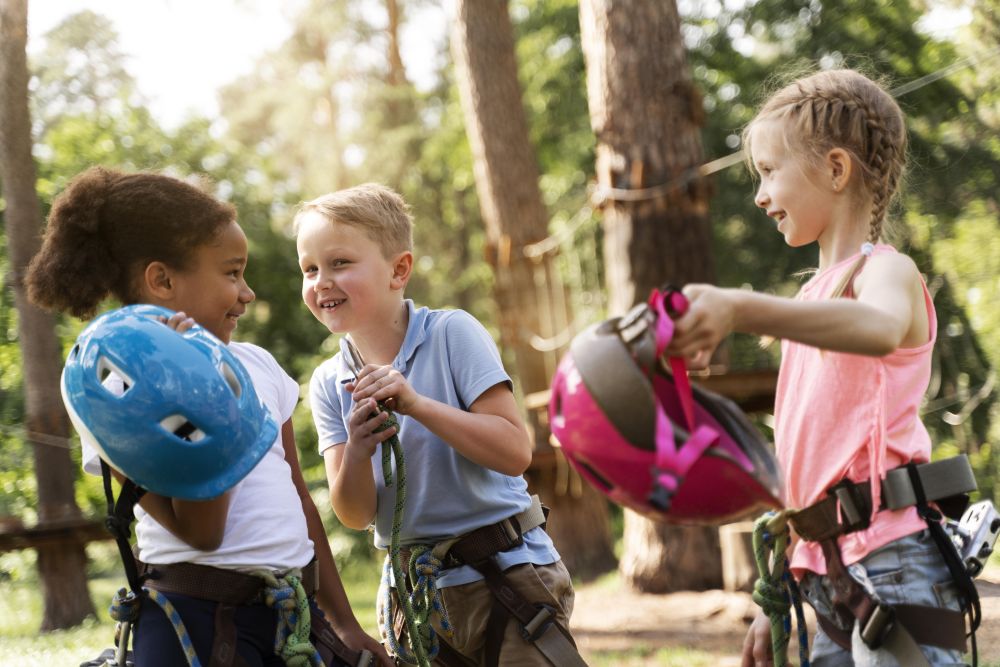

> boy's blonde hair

[
  {"left": 294, "top": 183, "right": 413, "bottom": 258},
  {"left": 743, "top": 69, "right": 908, "bottom": 297}
]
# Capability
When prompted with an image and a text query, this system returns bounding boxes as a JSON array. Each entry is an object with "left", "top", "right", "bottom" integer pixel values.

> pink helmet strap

[{"left": 648, "top": 288, "right": 697, "bottom": 431}]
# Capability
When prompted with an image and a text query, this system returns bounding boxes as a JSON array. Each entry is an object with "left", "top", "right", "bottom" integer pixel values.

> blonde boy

[{"left": 296, "top": 184, "right": 579, "bottom": 665}]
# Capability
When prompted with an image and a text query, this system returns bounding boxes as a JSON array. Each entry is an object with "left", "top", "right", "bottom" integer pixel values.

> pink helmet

[{"left": 549, "top": 288, "right": 782, "bottom": 524}]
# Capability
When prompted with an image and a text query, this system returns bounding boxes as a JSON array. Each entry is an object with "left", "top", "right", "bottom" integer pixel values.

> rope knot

[{"left": 255, "top": 569, "right": 323, "bottom": 667}]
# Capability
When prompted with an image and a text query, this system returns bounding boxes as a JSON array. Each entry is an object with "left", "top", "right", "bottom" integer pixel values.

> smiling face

[
  {"left": 296, "top": 211, "right": 407, "bottom": 336},
  {"left": 750, "top": 120, "right": 838, "bottom": 248},
  {"left": 166, "top": 220, "right": 254, "bottom": 344}
]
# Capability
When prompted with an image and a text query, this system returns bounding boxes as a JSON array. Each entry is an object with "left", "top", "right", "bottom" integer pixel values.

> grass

[
  {"left": 3, "top": 542, "right": 999, "bottom": 666},
  {"left": 0, "top": 542, "right": 384, "bottom": 666}
]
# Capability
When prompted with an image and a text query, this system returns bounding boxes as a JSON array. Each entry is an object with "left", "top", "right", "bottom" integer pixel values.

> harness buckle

[
  {"left": 500, "top": 517, "right": 523, "bottom": 550},
  {"left": 828, "top": 479, "right": 871, "bottom": 533},
  {"left": 648, "top": 478, "right": 675, "bottom": 512},
  {"left": 521, "top": 604, "right": 555, "bottom": 642},
  {"left": 859, "top": 602, "right": 896, "bottom": 650}
]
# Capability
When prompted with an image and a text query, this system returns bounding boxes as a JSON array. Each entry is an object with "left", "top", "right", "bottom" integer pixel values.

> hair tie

[{"left": 860, "top": 242, "right": 874, "bottom": 257}]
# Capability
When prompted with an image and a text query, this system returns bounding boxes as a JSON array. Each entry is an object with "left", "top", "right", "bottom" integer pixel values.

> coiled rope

[
  {"left": 751, "top": 510, "right": 810, "bottom": 667},
  {"left": 256, "top": 569, "right": 324, "bottom": 666}
]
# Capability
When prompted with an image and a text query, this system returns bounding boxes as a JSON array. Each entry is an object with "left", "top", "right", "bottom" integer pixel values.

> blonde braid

[{"left": 751, "top": 71, "right": 906, "bottom": 298}]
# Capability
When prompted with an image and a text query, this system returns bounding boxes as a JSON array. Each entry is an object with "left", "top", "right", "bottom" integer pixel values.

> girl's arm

[
  {"left": 281, "top": 420, "right": 393, "bottom": 667},
  {"left": 351, "top": 368, "right": 532, "bottom": 477},
  {"left": 669, "top": 252, "right": 927, "bottom": 363},
  {"left": 125, "top": 474, "right": 231, "bottom": 551}
]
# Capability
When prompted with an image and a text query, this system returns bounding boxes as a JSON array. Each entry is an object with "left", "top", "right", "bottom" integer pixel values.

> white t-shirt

[{"left": 80, "top": 342, "right": 314, "bottom": 571}]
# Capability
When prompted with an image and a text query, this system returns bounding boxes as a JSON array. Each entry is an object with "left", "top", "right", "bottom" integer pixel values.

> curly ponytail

[{"left": 26, "top": 167, "right": 236, "bottom": 319}]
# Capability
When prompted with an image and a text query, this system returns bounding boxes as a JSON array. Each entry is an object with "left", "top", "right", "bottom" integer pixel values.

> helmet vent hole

[
  {"left": 551, "top": 391, "right": 562, "bottom": 419},
  {"left": 219, "top": 362, "right": 242, "bottom": 398},
  {"left": 96, "top": 356, "right": 134, "bottom": 393},
  {"left": 161, "top": 414, "right": 206, "bottom": 442}
]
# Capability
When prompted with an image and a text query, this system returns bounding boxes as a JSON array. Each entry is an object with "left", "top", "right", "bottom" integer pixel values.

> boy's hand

[
  {"left": 345, "top": 397, "right": 397, "bottom": 462},
  {"left": 665, "top": 284, "right": 735, "bottom": 369},
  {"left": 741, "top": 611, "right": 774, "bottom": 667},
  {"left": 348, "top": 364, "right": 421, "bottom": 415}
]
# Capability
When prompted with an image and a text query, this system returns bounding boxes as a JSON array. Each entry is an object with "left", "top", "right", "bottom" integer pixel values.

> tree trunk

[
  {"left": 451, "top": 0, "right": 616, "bottom": 578},
  {"left": 0, "top": 0, "right": 95, "bottom": 628},
  {"left": 579, "top": 0, "right": 723, "bottom": 592}
]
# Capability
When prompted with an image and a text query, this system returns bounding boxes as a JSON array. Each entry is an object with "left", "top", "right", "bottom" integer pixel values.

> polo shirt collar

[
  {"left": 395, "top": 299, "right": 429, "bottom": 369},
  {"left": 337, "top": 299, "right": 429, "bottom": 373}
]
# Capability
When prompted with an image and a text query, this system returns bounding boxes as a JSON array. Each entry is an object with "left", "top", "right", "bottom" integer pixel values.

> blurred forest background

[{"left": 1, "top": 0, "right": 999, "bottom": 662}]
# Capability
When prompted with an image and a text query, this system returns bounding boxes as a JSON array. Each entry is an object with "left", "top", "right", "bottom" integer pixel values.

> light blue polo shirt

[{"left": 309, "top": 299, "right": 559, "bottom": 587}]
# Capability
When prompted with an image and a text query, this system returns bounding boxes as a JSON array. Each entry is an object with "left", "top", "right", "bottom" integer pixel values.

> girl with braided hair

[{"left": 668, "top": 70, "right": 966, "bottom": 665}]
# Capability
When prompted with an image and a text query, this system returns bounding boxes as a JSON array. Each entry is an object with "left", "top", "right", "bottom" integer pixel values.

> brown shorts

[{"left": 388, "top": 560, "right": 575, "bottom": 666}]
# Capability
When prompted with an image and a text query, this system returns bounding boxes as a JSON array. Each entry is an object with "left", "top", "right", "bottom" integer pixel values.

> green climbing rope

[
  {"left": 255, "top": 569, "right": 323, "bottom": 667},
  {"left": 345, "top": 336, "right": 452, "bottom": 666},
  {"left": 375, "top": 405, "right": 452, "bottom": 667},
  {"left": 751, "top": 510, "right": 810, "bottom": 667}
]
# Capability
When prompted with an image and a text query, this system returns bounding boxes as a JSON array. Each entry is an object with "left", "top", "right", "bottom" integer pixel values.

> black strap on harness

[
  {"left": 101, "top": 459, "right": 147, "bottom": 595},
  {"left": 440, "top": 501, "right": 587, "bottom": 667},
  {"left": 94, "top": 459, "right": 146, "bottom": 667},
  {"left": 906, "top": 462, "right": 981, "bottom": 665}
]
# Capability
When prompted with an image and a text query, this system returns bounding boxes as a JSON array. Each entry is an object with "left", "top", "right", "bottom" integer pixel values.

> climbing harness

[
  {"left": 750, "top": 455, "right": 988, "bottom": 667},
  {"left": 550, "top": 286, "right": 782, "bottom": 523},
  {"left": 343, "top": 337, "right": 585, "bottom": 667}
]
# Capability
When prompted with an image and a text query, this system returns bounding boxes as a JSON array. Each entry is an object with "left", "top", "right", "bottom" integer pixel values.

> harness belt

[
  {"left": 790, "top": 456, "right": 977, "bottom": 541},
  {"left": 787, "top": 456, "right": 979, "bottom": 666},
  {"left": 138, "top": 558, "right": 320, "bottom": 605},
  {"left": 136, "top": 557, "right": 370, "bottom": 667},
  {"left": 394, "top": 495, "right": 587, "bottom": 667}
]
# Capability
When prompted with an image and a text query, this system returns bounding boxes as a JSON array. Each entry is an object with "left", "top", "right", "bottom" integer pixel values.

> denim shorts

[{"left": 799, "top": 529, "right": 967, "bottom": 666}]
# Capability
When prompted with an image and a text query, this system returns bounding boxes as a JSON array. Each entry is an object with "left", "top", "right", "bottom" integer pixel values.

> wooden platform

[{"left": 0, "top": 517, "right": 111, "bottom": 553}]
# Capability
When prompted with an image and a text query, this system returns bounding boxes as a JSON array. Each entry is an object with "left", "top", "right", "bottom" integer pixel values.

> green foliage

[{"left": 3, "top": 2, "right": 1000, "bottom": 623}]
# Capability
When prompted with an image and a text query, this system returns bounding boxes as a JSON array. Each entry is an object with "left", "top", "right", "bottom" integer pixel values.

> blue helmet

[{"left": 61, "top": 304, "right": 277, "bottom": 500}]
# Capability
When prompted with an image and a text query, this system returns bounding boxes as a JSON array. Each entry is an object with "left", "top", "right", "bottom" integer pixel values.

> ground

[{"left": 570, "top": 573, "right": 1000, "bottom": 665}]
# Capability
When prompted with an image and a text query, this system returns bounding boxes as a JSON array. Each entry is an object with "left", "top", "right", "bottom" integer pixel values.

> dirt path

[{"left": 570, "top": 573, "right": 1000, "bottom": 665}]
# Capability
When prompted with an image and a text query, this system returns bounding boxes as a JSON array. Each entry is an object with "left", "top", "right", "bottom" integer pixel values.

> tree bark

[
  {"left": 0, "top": 0, "right": 95, "bottom": 628},
  {"left": 579, "top": 0, "right": 723, "bottom": 592},
  {"left": 451, "top": 0, "right": 616, "bottom": 578}
]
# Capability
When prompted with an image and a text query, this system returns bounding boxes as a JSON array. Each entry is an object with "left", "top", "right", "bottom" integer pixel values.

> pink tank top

[{"left": 774, "top": 244, "right": 936, "bottom": 575}]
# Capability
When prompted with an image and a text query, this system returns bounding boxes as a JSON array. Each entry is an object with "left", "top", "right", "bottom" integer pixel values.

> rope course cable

[{"left": 521, "top": 44, "right": 1000, "bottom": 261}]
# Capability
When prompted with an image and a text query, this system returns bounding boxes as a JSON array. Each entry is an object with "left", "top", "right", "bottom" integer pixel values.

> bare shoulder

[{"left": 856, "top": 251, "right": 922, "bottom": 292}]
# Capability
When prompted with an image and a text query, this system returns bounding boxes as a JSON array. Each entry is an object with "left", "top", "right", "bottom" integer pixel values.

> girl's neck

[
  {"left": 816, "top": 210, "right": 872, "bottom": 271},
  {"left": 814, "top": 187, "right": 874, "bottom": 270},
  {"left": 350, "top": 300, "right": 409, "bottom": 366}
]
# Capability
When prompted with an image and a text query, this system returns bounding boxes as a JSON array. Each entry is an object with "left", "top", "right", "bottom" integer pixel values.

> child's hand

[
  {"left": 741, "top": 611, "right": 773, "bottom": 667},
  {"left": 348, "top": 363, "right": 421, "bottom": 415},
  {"left": 666, "top": 284, "right": 735, "bottom": 369},
  {"left": 345, "top": 397, "right": 397, "bottom": 462},
  {"left": 158, "top": 310, "right": 196, "bottom": 333}
]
